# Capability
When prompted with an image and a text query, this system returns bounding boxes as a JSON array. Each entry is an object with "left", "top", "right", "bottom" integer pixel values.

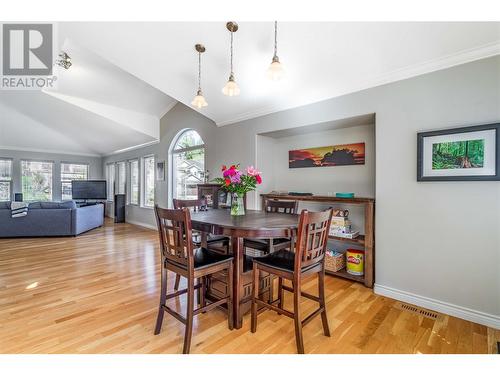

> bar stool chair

[
  {"left": 250, "top": 208, "right": 333, "bottom": 354},
  {"left": 154, "top": 205, "right": 234, "bottom": 354},
  {"left": 172, "top": 198, "right": 230, "bottom": 290}
]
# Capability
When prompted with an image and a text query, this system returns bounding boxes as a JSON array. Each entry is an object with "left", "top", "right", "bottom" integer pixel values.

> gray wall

[
  {"left": 0, "top": 149, "right": 102, "bottom": 201},
  {"left": 214, "top": 56, "right": 500, "bottom": 324},
  {"left": 102, "top": 102, "right": 218, "bottom": 228}
]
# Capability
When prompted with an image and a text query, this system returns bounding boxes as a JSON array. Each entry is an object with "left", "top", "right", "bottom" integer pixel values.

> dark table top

[{"left": 190, "top": 209, "right": 299, "bottom": 231}]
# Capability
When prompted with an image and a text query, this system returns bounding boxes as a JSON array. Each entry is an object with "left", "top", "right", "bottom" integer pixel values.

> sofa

[{"left": 0, "top": 201, "right": 104, "bottom": 237}]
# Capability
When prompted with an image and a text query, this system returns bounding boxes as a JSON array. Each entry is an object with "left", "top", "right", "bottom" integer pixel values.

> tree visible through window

[
  {"left": 22, "top": 160, "right": 53, "bottom": 201},
  {"left": 61, "top": 163, "right": 88, "bottom": 200},
  {"left": 172, "top": 130, "right": 205, "bottom": 200},
  {"left": 0, "top": 159, "right": 12, "bottom": 201}
]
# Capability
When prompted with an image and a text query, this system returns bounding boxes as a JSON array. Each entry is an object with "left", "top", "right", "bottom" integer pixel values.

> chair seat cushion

[
  {"left": 167, "top": 247, "right": 232, "bottom": 270},
  {"left": 192, "top": 233, "right": 229, "bottom": 246},
  {"left": 253, "top": 249, "right": 316, "bottom": 273},
  {"left": 193, "top": 247, "right": 233, "bottom": 270},
  {"left": 244, "top": 237, "right": 291, "bottom": 251}
]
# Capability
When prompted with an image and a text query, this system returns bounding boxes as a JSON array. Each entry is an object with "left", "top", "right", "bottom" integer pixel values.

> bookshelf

[{"left": 260, "top": 193, "right": 375, "bottom": 288}]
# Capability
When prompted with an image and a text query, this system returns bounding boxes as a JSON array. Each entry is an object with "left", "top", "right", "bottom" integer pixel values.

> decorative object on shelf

[
  {"left": 417, "top": 123, "right": 500, "bottom": 181},
  {"left": 267, "top": 21, "right": 285, "bottom": 81},
  {"left": 222, "top": 22, "right": 240, "bottom": 97},
  {"left": 203, "top": 169, "right": 210, "bottom": 183},
  {"left": 325, "top": 250, "right": 346, "bottom": 272},
  {"left": 289, "top": 142, "right": 365, "bottom": 168},
  {"left": 346, "top": 249, "right": 364, "bottom": 276},
  {"left": 213, "top": 164, "right": 262, "bottom": 216},
  {"left": 155, "top": 161, "right": 165, "bottom": 181},
  {"left": 55, "top": 51, "right": 72, "bottom": 69},
  {"left": 335, "top": 192, "right": 355, "bottom": 198},
  {"left": 330, "top": 209, "right": 359, "bottom": 239},
  {"left": 288, "top": 192, "right": 313, "bottom": 196},
  {"left": 191, "top": 44, "right": 208, "bottom": 109}
]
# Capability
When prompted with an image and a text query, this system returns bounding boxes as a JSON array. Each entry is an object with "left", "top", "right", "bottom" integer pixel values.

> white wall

[
  {"left": 0, "top": 148, "right": 103, "bottom": 201},
  {"left": 214, "top": 56, "right": 500, "bottom": 328}
]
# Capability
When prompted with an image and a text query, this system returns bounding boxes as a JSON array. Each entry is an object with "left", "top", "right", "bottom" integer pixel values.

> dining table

[{"left": 190, "top": 209, "right": 299, "bottom": 329}]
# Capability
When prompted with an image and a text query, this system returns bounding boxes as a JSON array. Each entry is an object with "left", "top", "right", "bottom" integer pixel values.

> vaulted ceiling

[{"left": 1, "top": 22, "right": 499, "bottom": 155}]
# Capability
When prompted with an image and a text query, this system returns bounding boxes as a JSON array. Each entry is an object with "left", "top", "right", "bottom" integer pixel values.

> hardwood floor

[{"left": 0, "top": 219, "right": 498, "bottom": 354}]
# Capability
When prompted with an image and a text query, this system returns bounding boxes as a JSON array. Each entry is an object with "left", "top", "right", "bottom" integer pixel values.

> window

[
  {"left": 116, "top": 161, "right": 126, "bottom": 195},
  {"left": 61, "top": 163, "right": 89, "bottom": 200},
  {"left": 21, "top": 160, "right": 53, "bottom": 201},
  {"left": 0, "top": 159, "right": 12, "bottom": 201},
  {"left": 129, "top": 159, "right": 139, "bottom": 205},
  {"left": 142, "top": 156, "right": 155, "bottom": 207},
  {"left": 171, "top": 130, "right": 205, "bottom": 200},
  {"left": 106, "top": 163, "right": 115, "bottom": 201}
]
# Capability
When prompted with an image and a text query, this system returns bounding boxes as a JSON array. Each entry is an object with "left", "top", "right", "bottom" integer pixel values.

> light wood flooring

[{"left": 0, "top": 219, "right": 498, "bottom": 354}]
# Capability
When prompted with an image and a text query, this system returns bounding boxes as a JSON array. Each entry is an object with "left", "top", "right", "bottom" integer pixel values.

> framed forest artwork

[
  {"left": 289, "top": 142, "right": 365, "bottom": 169},
  {"left": 417, "top": 123, "right": 500, "bottom": 181}
]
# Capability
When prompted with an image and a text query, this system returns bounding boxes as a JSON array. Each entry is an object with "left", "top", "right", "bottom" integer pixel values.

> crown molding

[
  {"left": 216, "top": 41, "right": 500, "bottom": 127},
  {"left": 104, "top": 140, "right": 160, "bottom": 157},
  {"left": 0, "top": 146, "right": 101, "bottom": 158}
]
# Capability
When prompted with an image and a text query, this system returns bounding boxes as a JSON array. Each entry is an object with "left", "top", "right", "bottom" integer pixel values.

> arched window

[{"left": 170, "top": 129, "right": 205, "bottom": 200}]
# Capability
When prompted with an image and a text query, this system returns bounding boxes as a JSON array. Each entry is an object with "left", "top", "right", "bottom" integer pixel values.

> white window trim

[
  {"left": 0, "top": 158, "right": 13, "bottom": 202},
  {"left": 169, "top": 129, "right": 206, "bottom": 204},
  {"left": 106, "top": 163, "right": 115, "bottom": 202},
  {"left": 141, "top": 155, "right": 155, "bottom": 209},
  {"left": 128, "top": 158, "right": 140, "bottom": 206},
  {"left": 20, "top": 159, "right": 55, "bottom": 202}
]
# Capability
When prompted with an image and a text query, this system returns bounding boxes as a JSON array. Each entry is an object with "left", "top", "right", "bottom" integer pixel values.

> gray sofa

[{"left": 0, "top": 201, "right": 104, "bottom": 237}]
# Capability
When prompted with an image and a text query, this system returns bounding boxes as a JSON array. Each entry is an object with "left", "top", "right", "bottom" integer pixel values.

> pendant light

[
  {"left": 191, "top": 44, "right": 208, "bottom": 109},
  {"left": 222, "top": 21, "right": 240, "bottom": 96},
  {"left": 267, "top": 21, "right": 285, "bottom": 81}
]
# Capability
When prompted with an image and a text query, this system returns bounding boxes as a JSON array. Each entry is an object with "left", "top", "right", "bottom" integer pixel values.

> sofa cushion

[
  {"left": 28, "top": 202, "right": 42, "bottom": 209},
  {"left": 40, "top": 201, "right": 77, "bottom": 209},
  {"left": 0, "top": 201, "right": 11, "bottom": 209}
]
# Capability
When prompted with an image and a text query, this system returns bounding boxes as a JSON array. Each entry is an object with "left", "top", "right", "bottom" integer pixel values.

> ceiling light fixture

[
  {"left": 55, "top": 51, "right": 72, "bottom": 70},
  {"left": 191, "top": 44, "right": 208, "bottom": 109},
  {"left": 267, "top": 21, "right": 285, "bottom": 81},
  {"left": 222, "top": 21, "right": 240, "bottom": 96}
]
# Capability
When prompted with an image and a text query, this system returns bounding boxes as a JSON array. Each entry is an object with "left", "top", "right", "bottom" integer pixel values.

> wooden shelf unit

[{"left": 261, "top": 194, "right": 375, "bottom": 288}]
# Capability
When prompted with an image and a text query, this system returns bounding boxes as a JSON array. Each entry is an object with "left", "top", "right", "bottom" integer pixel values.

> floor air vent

[{"left": 394, "top": 302, "right": 440, "bottom": 320}]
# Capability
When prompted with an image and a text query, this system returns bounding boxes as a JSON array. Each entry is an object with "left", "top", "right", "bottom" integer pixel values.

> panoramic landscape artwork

[{"left": 289, "top": 142, "right": 365, "bottom": 168}]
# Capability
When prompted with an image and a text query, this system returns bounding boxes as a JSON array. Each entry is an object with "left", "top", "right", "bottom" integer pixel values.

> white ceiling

[
  {"left": 0, "top": 38, "right": 176, "bottom": 156},
  {"left": 59, "top": 22, "right": 500, "bottom": 126},
  {"left": 1, "top": 22, "right": 499, "bottom": 156}
]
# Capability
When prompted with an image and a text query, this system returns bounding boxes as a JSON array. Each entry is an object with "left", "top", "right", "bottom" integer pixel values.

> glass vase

[{"left": 230, "top": 193, "right": 245, "bottom": 216}]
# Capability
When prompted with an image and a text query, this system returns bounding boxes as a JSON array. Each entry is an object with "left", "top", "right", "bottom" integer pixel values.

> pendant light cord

[
  {"left": 274, "top": 21, "right": 278, "bottom": 58},
  {"left": 230, "top": 30, "right": 234, "bottom": 75},
  {"left": 198, "top": 51, "right": 202, "bottom": 91}
]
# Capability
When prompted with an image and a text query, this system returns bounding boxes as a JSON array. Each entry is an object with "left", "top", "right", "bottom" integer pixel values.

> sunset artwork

[{"left": 289, "top": 142, "right": 365, "bottom": 168}]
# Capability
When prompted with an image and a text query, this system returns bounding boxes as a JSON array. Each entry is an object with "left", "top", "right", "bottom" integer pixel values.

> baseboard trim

[
  {"left": 374, "top": 284, "right": 500, "bottom": 329},
  {"left": 126, "top": 220, "right": 157, "bottom": 231}
]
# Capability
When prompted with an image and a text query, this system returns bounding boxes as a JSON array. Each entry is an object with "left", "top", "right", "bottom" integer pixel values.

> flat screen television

[{"left": 71, "top": 180, "right": 107, "bottom": 200}]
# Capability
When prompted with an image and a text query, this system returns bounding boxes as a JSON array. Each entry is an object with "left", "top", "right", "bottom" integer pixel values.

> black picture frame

[{"left": 417, "top": 122, "right": 500, "bottom": 181}]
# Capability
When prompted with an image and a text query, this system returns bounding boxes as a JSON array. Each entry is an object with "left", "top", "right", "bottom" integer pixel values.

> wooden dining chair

[
  {"left": 154, "top": 205, "right": 234, "bottom": 354},
  {"left": 172, "top": 198, "right": 230, "bottom": 290},
  {"left": 244, "top": 199, "right": 299, "bottom": 255},
  {"left": 250, "top": 208, "right": 333, "bottom": 354}
]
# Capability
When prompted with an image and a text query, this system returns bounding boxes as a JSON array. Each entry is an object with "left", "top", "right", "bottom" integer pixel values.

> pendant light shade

[
  {"left": 222, "top": 22, "right": 240, "bottom": 96},
  {"left": 267, "top": 21, "right": 285, "bottom": 81},
  {"left": 191, "top": 44, "right": 208, "bottom": 109}
]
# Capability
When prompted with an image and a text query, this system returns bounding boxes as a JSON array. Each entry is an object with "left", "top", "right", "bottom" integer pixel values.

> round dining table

[{"left": 190, "top": 209, "right": 299, "bottom": 329}]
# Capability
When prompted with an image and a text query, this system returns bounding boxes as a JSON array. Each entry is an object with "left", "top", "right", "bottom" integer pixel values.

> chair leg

[
  {"left": 154, "top": 267, "right": 167, "bottom": 335},
  {"left": 293, "top": 278, "right": 305, "bottom": 354},
  {"left": 318, "top": 270, "right": 331, "bottom": 337},
  {"left": 227, "top": 261, "right": 234, "bottom": 330},
  {"left": 200, "top": 276, "right": 206, "bottom": 312},
  {"left": 277, "top": 277, "right": 284, "bottom": 314},
  {"left": 268, "top": 274, "right": 274, "bottom": 304},
  {"left": 183, "top": 276, "right": 195, "bottom": 354},
  {"left": 174, "top": 274, "right": 181, "bottom": 291},
  {"left": 250, "top": 263, "right": 259, "bottom": 333}
]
